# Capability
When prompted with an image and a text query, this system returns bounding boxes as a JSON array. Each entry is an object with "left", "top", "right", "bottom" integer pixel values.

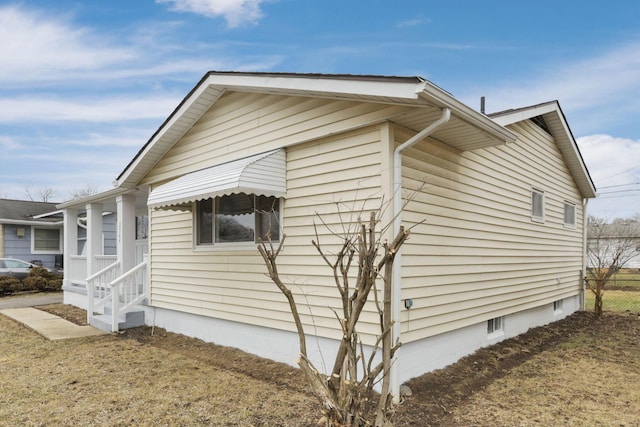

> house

[
  {"left": 58, "top": 72, "right": 596, "bottom": 397},
  {"left": 0, "top": 198, "right": 64, "bottom": 269},
  {"left": 587, "top": 219, "right": 640, "bottom": 269}
]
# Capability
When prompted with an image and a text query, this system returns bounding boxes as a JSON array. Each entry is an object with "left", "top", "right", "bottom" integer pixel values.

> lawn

[
  {"left": 1, "top": 302, "right": 639, "bottom": 426},
  {"left": 585, "top": 289, "right": 640, "bottom": 313}
]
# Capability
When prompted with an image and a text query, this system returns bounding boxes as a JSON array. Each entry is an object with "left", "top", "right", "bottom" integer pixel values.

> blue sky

[{"left": 1, "top": 0, "right": 639, "bottom": 219}]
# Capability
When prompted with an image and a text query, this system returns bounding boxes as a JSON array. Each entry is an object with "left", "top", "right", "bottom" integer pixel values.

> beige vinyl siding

[
  {"left": 148, "top": 119, "right": 387, "bottom": 342},
  {"left": 141, "top": 91, "right": 408, "bottom": 186},
  {"left": 0, "top": 224, "right": 4, "bottom": 257},
  {"left": 398, "top": 119, "right": 585, "bottom": 342}
]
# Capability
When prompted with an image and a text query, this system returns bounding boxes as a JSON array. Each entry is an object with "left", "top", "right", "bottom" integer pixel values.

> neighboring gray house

[
  {"left": 0, "top": 198, "right": 64, "bottom": 269},
  {"left": 0, "top": 198, "right": 118, "bottom": 272},
  {"left": 588, "top": 220, "right": 640, "bottom": 269}
]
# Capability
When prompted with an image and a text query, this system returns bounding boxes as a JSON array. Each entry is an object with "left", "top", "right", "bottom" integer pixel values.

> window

[
  {"left": 136, "top": 215, "right": 149, "bottom": 240},
  {"left": 531, "top": 188, "right": 545, "bottom": 222},
  {"left": 563, "top": 202, "right": 576, "bottom": 227},
  {"left": 487, "top": 316, "right": 504, "bottom": 336},
  {"left": 31, "top": 227, "right": 62, "bottom": 253},
  {"left": 553, "top": 299, "right": 563, "bottom": 313},
  {"left": 195, "top": 194, "right": 280, "bottom": 246}
]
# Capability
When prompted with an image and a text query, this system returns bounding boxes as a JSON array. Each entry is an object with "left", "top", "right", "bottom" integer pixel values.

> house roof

[
  {"left": 115, "top": 71, "right": 518, "bottom": 189},
  {"left": 490, "top": 101, "right": 597, "bottom": 199},
  {"left": 0, "top": 198, "right": 62, "bottom": 225}
]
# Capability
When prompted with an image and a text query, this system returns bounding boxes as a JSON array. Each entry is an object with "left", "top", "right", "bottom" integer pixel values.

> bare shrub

[{"left": 259, "top": 209, "right": 409, "bottom": 426}]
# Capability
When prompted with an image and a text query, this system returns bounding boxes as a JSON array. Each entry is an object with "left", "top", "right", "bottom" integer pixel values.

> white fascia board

[
  {"left": 56, "top": 187, "right": 132, "bottom": 210},
  {"left": 206, "top": 73, "right": 424, "bottom": 101},
  {"left": 419, "top": 81, "right": 517, "bottom": 143},
  {"left": 491, "top": 102, "right": 559, "bottom": 126},
  {"left": 116, "top": 81, "right": 224, "bottom": 188},
  {"left": 0, "top": 219, "right": 63, "bottom": 226},
  {"left": 32, "top": 210, "right": 63, "bottom": 219}
]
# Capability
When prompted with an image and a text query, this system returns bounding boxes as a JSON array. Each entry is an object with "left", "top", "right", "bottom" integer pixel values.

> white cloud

[
  {"left": 0, "top": 4, "right": 284, "bottom": 88},
  {"left": 461, "top": 41, "right": 640, "bottom": 134},
  {"left": 0, "top": 136, "right": 23, "bottom": 151},
  {"left": 577, "top": 134, "right": 640, "bottom": 219},
  {"left": 157, "top": 0, "right": 265, "bottom": 27},
  {"left": 0, "top": 95, "right": 180, "bottom": 123},
  {"left": 0, "top": 5, "right": 135, "bottom": 82},
  {"left": 396, "top": 16, "right": 429, "bottom": 28}
]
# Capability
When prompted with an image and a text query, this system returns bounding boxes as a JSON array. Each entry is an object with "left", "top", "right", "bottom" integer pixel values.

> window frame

[
  {"left": 553, "top": 299, "right": 563, "bottom": 314},
  {"left": 30, "top": 226, "right": 63, "bottom": 254},
  {"left": 193, "top": 194, "right": 282, "bottom": 251},
  {"left": 487, "top": 316, "right": 505, "bottom": 338},
  {"left": 531, "top": 188, "right": 545, "bottom": 223},
  {"left": 563, "top": 201, "right": 576, "bottom": 228}
]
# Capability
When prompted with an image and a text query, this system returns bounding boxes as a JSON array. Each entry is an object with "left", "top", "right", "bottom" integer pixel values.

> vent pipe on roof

[
  {"left": 480, "top": 96, "right": 486, "bottom": 114},
  {"left": 390, "top": 107, "right": 451, "bottom": 401}
]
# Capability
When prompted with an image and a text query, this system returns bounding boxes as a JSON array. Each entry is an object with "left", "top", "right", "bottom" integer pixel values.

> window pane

[
  {"left": 531, "top": 190, "right": 544, "bottom": 218},
  {"left": 215, "top": 194, "right": 255, "bottom": 243},
  {"left": 196, "top": 199, "right": 213, "bottom": 245},
  {"left": 564, "top": 203, "right": 576, "bottom": 226},
  {"left": 34, "top": 228, "right": 60, "bottom": 251},
  {"left": 256, "top": 196, "right": 280, "bottom": 242},
  {"left": 136, "top": 215, "right": 149, "bottom": 240}
]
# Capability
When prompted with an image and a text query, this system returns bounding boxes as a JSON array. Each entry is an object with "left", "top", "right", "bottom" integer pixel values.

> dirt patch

[
  {"left": 34, "top": 303, "right": 640, "bottom": 426},
  {"left": 39, "top": 302, "right": 88, "bottom": 326},
  {"left": 394, "top": 312, "right": 600, "bottom": 425}
]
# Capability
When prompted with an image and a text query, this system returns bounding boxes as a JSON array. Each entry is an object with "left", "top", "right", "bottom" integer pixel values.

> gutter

[
  {"left": 0, "top": 219, "right": 64, "bottom": 226},
  {"left": 390, "top": 107, "right": 451, "bottom": 400}
]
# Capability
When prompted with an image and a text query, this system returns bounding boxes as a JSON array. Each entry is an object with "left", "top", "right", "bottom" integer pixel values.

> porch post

[
  {"left": 86, "top": 203, "right": 103, "bottom": 277},
  {"left": 62, "top": 208, "right": 78, "bottom": 287},
  {"left": 117, "top": 194, "right": 136, "bottom": 273}
]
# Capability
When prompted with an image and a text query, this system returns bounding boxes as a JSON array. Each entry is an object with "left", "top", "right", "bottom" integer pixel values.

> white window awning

[{"left": 147, "top": 149, "right": 286, "bottom": 209}]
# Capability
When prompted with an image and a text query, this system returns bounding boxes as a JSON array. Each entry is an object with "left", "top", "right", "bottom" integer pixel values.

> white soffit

[{"left": 147, "top": 149, "right": 286, "bottom": 209}]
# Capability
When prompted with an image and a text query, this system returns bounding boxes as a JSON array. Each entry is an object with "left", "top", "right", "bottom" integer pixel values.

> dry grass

[
  {"left": 444, "top": 314, "right": 640, "bottom": 426},
  {"left": 3, "top": 303, "right": 640, "bottom": 426},
  {"left": 0, "top": 306, "right": 317, "bottom": 426}
]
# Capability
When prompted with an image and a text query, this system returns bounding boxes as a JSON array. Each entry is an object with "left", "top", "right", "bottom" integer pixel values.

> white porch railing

[
  {"left": 96, "top": 255, "right": 118, "bottom": 272},
  {"left": 87, "top": 259, "right": 148, "bottom": 332},
  {"left": 68, "top": 255, "right": 117, "bottom": 285},
  {"left": 86, "top": 261, "right": 122, "bottom": 323}
]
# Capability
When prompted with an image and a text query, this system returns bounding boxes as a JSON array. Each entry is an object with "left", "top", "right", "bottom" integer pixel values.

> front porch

[{"left": 60, "top": 190, "right": 149, "bottom": 332}]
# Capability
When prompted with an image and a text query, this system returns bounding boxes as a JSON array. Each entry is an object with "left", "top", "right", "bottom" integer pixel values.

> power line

[
  {"left": 599, "top": 182, "right": 640, "bottom": 190},
  {"left": 599, "top": 165, "right": 640, "bottom": 182}
]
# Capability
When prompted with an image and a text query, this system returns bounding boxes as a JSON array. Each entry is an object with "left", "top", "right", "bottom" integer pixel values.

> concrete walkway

[
  {"left": 0, "top": 292, "right": 62, "bottom": 309},
  {"left": 0, "top": 293, "right": 108, "bottom": 340}
]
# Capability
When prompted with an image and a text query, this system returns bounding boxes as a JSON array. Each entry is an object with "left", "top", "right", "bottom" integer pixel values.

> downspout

[
  {"left": 390, "top": 107, "right": 451, "bottom": 399},
  {"left": 581, "top": 198, "right": 589, "bottom": 311}
]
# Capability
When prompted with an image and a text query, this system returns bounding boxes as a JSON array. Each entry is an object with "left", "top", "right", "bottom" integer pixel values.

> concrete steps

[{"left": 89, "top": 309, "right": 144, "bottom": 332}]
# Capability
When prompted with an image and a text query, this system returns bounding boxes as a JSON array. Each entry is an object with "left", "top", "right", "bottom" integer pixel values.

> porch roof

[{"left": 147, "top": 148, "right": 286, "bottom": 209}]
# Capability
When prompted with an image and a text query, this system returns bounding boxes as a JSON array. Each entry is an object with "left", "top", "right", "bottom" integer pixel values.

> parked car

[{"left": 0, "top": 258, "right": 61, "bottom": 280}]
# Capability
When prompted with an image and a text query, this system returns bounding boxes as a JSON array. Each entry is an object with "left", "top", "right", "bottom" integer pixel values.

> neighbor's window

[
  {"left": 196, "top": 194, "right": 280, "bottom": 246},
  {"left": 531, "top": 188, "right": 545, "bottom": 222},
  {"left": 563, "top": 202, "right": 576, "bottom": 227},
  {"left": 32, "top": 227, "right": 62, "bottom": 253},
  {"left": 487, "top": 316, "right": 504, "bottom": 336}
]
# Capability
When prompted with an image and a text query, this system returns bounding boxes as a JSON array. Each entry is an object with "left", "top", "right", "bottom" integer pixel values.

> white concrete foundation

[
  {"left": 66, "top": 290, "right": 579, "bottom": 385},
  {"left": 62, "top": 287, "right": 88, "bottom": 310},
  {"left": 396, "top": 295, "right": 580, "bottom": 384},
  {"left": 145, "top": 305, "right": 345, "bottom": 372}
]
